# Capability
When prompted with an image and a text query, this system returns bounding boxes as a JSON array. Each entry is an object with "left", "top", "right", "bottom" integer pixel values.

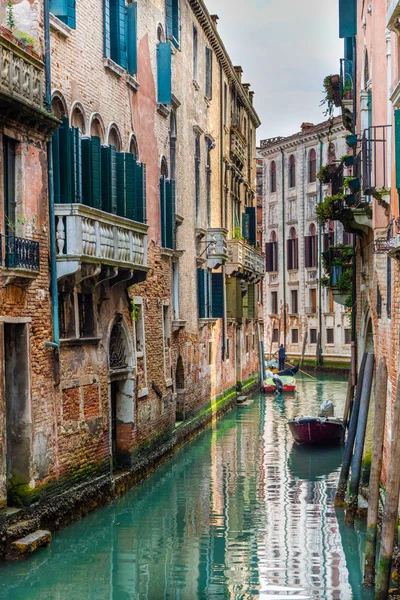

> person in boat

[
  {"left": 265, "top": 369, "right": 283, "bottom": 393},
  {"left": 274, "top": 344, "right": 286, "bottom": 371}
]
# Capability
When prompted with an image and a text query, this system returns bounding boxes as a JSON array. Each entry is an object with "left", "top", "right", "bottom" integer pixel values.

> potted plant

[
  {"left": 345, "top": 194, "right": 355, "bottom": 207},
  {"left": 343, "top": 176, "right": 360, "bottom": 192},
  {"left": 317, "top": 164, "right": 337, "bottom": 184},
  {"left": 340, "top": 154, "right": 354, "bottom": 167},
  {"left": 346, "top": 134, "right": 358, "bottom": 147}
]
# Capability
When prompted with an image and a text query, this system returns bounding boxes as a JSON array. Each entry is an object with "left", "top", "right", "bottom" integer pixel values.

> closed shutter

[
  {"left": 82, "top": 137, "right": 102, "bottom": 209},
  {"left": 294, "top": 238, "right": 298, "bottom": 269},
  {"left": 197, "top": 269, "right": 211, "bottom": 318},
  {"left": 104, "top": 0, "right": 111, "bottom": 58},
  {"left": 116, "top": 152, "right": 133, "bottom": 217},
  {"left": 247, "top": 284, "right": 255, "bottom": 319},
  {"left": 66, "top": 0, "right": 76, "bottom": 28},
  {"left": 387, "top": 256, "right": 392, "bottom": 319},
  {"left": 165, "top": 179, "right": 175, "bottom": 249},
  {"left": 59, "top": 118, "right": 73, "bottom": 204},
  {"left": 245, "top": 206, "right": 256, "bottom": 246},
  {"left": 205, "top": 46, "right": 212, "bottom": 99},
  {"left": 71, "top": 127, "right": 82, "bottom": 203},
  {"left": 157, "top": 42, "right": 172, "bottom": 104},
  {"left": 50, "top": 0, "right": 75, "bottom": 28},
  {"left": 273, "top": 241, "right": 278, "bottom": 271},
  {"left": 242, "top": 213, "right": 250, "bottom": 241},
  {"left": 304, "top": 236, "right": 311, "bottom": 268},
  {"left": 134, "top": 162, "right": 146, "bottom": 223},
  {"left": 339, "top": 0, "right": 356, "bottom": 38},
  {"left": 127, "top": 1, "right": 137, "bottom": 75},
  {"left": 52, "top": 129, "right": 61, "bottom": 204},
  {"left": 101, "top": 145, "right": 117, "bottom": 214},
  {"left": 242, "top": 284, "right": 249, "bottom": 318},
  {"left": 265, "top": 242, "right": 273, "bottom": 272},
  {"left": 395, "top": 110, "right": 400, "bottom": 192},
  {"left": 160, "top": 176, "right": 166, "bottom": 247},
  {"left": 211, "top": 273, "right": 224, "bottom": 319},
  {"left": 172, "top": 0, "right": 180, "bottom": 45},
  {"left": 287, "top": 239, "right": 293, "bottom": 270},
  {"left": 166, "top": 0, "right": 173, "bottom": 41}
]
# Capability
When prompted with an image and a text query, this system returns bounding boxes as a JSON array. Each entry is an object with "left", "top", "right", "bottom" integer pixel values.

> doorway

[
  {"left": 111, "top": 381, "right": 118, "bottom": 469},
  {"left": 4, "top": 323, "right": 31, "bottom": 505}
]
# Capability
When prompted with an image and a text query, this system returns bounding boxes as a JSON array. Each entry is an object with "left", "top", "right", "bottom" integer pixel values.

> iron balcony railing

[
  {"left": 340, "top": 58, "right": 353, "bottom": 101},
  {"left": 331, "top": 163, "right": 344, "bottom": 196},
  {"left": 0, "top": 234, "right": 40, "bottom": 270},
  {"left": 361, "top": 125, "right": 391, "bottom": 192}
]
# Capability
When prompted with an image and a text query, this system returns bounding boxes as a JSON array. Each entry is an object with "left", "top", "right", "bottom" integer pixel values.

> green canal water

[{"left": 0, "top": 375, "right": 375, "bottom": 600}]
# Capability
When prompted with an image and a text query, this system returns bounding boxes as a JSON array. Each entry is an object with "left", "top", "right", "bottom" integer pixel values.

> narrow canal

[{"left": 0, "top": 376, "right": 375, "bottom": 600}]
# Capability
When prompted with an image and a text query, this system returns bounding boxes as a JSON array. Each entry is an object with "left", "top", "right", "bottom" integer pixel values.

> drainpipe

[
  {"left": 317, "top": 135, "right": 324, "bottom": 368},
  {"left": 280, "top": 147, "right": 287, "bottom": 346},
  {"left": 44, "top": 0, "right": 60, "bottom": 355},
  {"left": 351, "top": 35, "right": 357, "bottom": 387},
  {"left": 220, "top": 61, "right": 226, "bottom": 361}
]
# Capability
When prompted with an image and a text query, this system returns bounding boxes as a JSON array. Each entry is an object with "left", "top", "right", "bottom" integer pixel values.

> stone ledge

[{"left": 8, "top": 530, "right": 51, "bottom": 560}]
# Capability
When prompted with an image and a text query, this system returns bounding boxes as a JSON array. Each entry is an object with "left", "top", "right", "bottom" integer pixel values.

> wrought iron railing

[
  {"left": 340, "top": 58, "right": 353, "bottom": 101},
  {"left": 0, "top": 234, "right": 40, "bottom": 270},
  {"left": 361, "top": 125, "right": 391, "bottom": 192},
  {"left": 331, "top": 163, "right": 344, "bottom": 196}
]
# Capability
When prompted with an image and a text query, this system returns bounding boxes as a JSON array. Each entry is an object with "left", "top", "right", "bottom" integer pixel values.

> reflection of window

[
  {"left": 291, "top": 329, "right": 299, "bottom": 344},
  {"left": 326, "top": 328, "right": 334, "bottom": 344},
  {"left": 310, "top": 328, "right": 317, "bottom": 344}
]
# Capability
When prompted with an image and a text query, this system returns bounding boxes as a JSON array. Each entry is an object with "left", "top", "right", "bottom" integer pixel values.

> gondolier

[{"left": 275, "top": 344, "right": 286, "bottom": 371}]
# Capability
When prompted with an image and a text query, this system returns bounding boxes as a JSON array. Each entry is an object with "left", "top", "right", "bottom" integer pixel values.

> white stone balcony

[
  {"left": 226, "top": 239, "right": 264, "bottom": 282},
  {"left": 387, "top": 0, "right": 400, "bottom": 29},
  {"left": 206, "top": 228, "right": 228, "bottom": 269},
  {"left": 230, "top": 128, "right": 247, "bottom": 168},
  {"left": 55, "top": 204, "right": 148, "bottom": 280}
]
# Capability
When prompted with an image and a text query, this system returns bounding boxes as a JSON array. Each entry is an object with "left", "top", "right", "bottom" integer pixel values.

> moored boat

[
  {"left": 263, "top": 376, "right": 296, "bottom": 394},
  {"left": 277, "top": 363, "right": 299, "bottom": 377},
  {"left": 288, "top": 416, "right": 345, "bottom": 446}
]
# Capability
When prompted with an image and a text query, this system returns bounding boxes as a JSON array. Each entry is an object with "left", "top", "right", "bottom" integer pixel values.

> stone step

[
  {"left": 6, "top": 519, "right": 37, "bottom": 541},
  {"left": 237, "top": 395, "right": 248, "bottom": 404},
  {"left": 8, "top": 530, "right": 52, "bottom": 560}
]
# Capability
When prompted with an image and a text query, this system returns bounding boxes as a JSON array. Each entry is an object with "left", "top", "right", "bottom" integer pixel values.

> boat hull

[
  {"left": 288, "top": 418, "right": 345, "bottom": 445},
  {"left": 263, "top": 376, "right": 296, "bottom": 394}
]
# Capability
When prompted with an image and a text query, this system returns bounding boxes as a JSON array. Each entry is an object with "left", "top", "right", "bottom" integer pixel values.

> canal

[{"left": 0, "top": 375, "right": 374, "bottom": 600}]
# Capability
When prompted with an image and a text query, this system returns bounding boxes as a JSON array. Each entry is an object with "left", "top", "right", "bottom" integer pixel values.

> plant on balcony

[
  {"left": 321, "top": 75, "right": 336, "bottom": 118},
  {"left": 342, "top": 80, "right": 352, "bottom": 100},
  {"left": 340, "top": 154, "right": 354, "bottom": 167},
  {"left": 321, "top": 244, "right": 353, "bottom": 307},
  {"left": 343, "top": 176, "right": 360, "bottom": 192},
  {"left": 372, "top": 187, "right": 390, "bottom": 212},
  {"left": 6, "top": 0, "right": 15, "bottom": 30},
  {"left": 345, "top": 134, "right": 358, "bottom": 147},
  {"left": 316, "top": 194, "right": 346, "bottom": 226},
  {"left": 317, "top": 164, "right": 337, "bottom": 184},
  {"left": 232, "top": 227, "right": 245, "bottom": 241},
  {"left": 15, "top": 31, "right": 36, "bottom": 48}
]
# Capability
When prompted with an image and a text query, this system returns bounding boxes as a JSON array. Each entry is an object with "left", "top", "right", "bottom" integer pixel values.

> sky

[{"left": 205, "top": 0, "right": 343, "bottom": 143}]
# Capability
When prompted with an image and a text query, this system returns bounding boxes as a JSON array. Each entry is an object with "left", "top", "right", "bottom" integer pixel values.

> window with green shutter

[
  {"left": 116, "top": 152, "right": 134, "bottom": 217},
  {"left": 205, "top": 46, "right": 212, "bottom": 99},
  {"left": 339, "top": 0, "right": 356, "bottom": 39},
  {"left": 127, "top": 2, "right": 137, "bottom": 75},
  {"left": 53, "top": 118, "right": 82, "bottom": 204},
  {"left": 245, "top": 206, "right": 257, "bottom": 246},
  {"left": 165, "top": 180, "right": 175, "bottom": 249},
  {"left": 242, "top": 213, "right": 250, "bottom": 242},
  {"left": 101, "top": 146, "right": 117, "bottom": 215},
  {"left": 104, "top": 0, "right": 127, "bottom": 69},
  {"left": 160, "top": 176, "right": 167, "bottom": 247},
  {"left": 157, "top": 42, "right": 172, "bottom": 105},
  {"left": 197, "top": 269, "right": 212, "bottom": 318},
  {"left": 50, "top": 0, "right": 76, "bottom": 28},
  {"left": 134, "top": 162, "right": 146, "bottom": 223},
  {"left": 211, "top": 273, "right": 224, "bottom": 319},
  {"left": 166, "top": 0, "right": 180, "bottom": 49},
  {"left": 82, "top": 137, "right": 102, "bottom": 209}
]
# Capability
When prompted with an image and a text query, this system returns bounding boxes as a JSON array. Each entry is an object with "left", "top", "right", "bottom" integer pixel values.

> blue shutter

[
  {"left": 104, "top": 0, "right": 111, "bottom": 58},
  {"left": 166, "top": 0, "right": 173, "bottom": 41},
  {"left": 52, "top": 129, "right": 61, "bottom": 204},
  {"left": 116, "top": 152, "right": 131, "bottom": 217},
  {"left": 157, "top": 42, "right": 172, "bottom": 105},
  {"left": 119, "top": 0, "right": 127, "bottom": 69},
  {"left": 59, "top": 118, "right": 73, "bottom": 204},
  {"left": 197, "top": 269, "right": 206, "bottom": 318},
  {"left": 245, "top": 206, "right": 256, "bottom": 246},
  {"left": 339, "top": 0, "right": 356, "bottom": 39},
  {"left": 71, "top": 127, "right": 82, "bottom": 203},
  {"left": 211, "top": 273, "right": 224, "bottom": 319},
  {"left": 134, "top": 163, "right": 146, "bottom": 223},
  {"left": 395, "top": 110, "right": 400, "bottom": 192},
  {"left": 172, "top": 0, "right": 180, "bottom": 47},
  {"left": 165, "top": 180, "right": 175, "bottom": 250},
  {"left": 50, "top": 0, "right": 68, "bottom": 24},
  {"left": 241, "top": 213, "right": 250, "bottom": 241},
  {"left": 109, "top": 0, "right": 127, "bottom": 67},
  {"left": 160, "top": 176, "right": 167, "bottom": 247},
  {"left": 101, "top": 146, "right": 117, "bottom": 214},
  {"left": 127, "top": 1, "right": 137, "bottom": 75},
  {"left": 66, "top": 0, "right": 76, "bottom": 28}
]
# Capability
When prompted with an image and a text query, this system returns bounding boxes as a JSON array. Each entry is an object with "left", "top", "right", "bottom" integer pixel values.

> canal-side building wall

[{"left": 259, "top": 118, "right": 352, "bottom": 365}]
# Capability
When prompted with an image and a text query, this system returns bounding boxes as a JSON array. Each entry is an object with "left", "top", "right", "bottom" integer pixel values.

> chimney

[
  {"left": 234, "top": 66, "right": 243, "bottom": 82},
  {"left": 301, "top": 122, "right": 314, "bottom": 133},
  {"left": 243, "top": 83, "right": 250, "bottom": 96},
  {"left": 210, "top": 14, "right": 219, "bottom": 27},
  {"left": 249, "top": 90, "right": 254, "bottom": 105}
]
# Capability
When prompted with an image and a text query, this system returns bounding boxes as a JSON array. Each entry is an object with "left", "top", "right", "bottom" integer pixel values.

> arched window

[
  {"left": 90, "top": 114, "right": 105, "bottom": 142},
  {"left": 309, "top": 149, "right": 317, "bottom": 183},
  {"left": 287, "top": 227, "right": 298, "bottom": 270},
  {"left": 270, "top": 160, "right": 276, "bottom": 193},
  {"left": 195, "top": 134, "right": 201, "bottom": 223},
  {"left": 266, "top": 230, "right": 278, "bottom": 272},
  {"left": 71, "top": 104, "right": 86, "bottom": 134},
  {"left": 169, "top": 111, "right": 177, "bottom": 181},
  {"left": 305, "top": 223, "right": 318, "bottom": 268},
  {"left": 289, "top": 154, "right": 296, "bottom": 188},
  {"left": 129, "top": 134, "right": 139, "bottom": 160},
  {"left": 108, "top": 125, "right": 122, "bottom": 151},
  {"left": 51, "top": 93, "right": 67, "bottom": 119}
]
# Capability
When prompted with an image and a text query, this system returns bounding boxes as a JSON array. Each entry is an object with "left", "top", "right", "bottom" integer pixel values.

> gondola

[
  {"left": 287, "top": 416, "right": 345, "bottom": 446},
  {"left": 263, "top": 376, "right": 296, "bottom": 394},
  {"left": 277, "top": 363, "right": 299, "bottom": 377}
]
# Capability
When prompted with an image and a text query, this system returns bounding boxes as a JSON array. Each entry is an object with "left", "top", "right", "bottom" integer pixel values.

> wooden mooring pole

[
  {"left": 335, "top": 352, "right": 368, "bottom": 506},
  {"left": 375, "top": 373, "right": 400, "bottom": 600},
  {"left": 343, "top": 370, "right": 355, "bottom": 427},
  {"left": 363, "top": 357, "right": 387, "bottom": 587},
  {"left": 346, "top": 352, "right": 375, "bottom": 525}
]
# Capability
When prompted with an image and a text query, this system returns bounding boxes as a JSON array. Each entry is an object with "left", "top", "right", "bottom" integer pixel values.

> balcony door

[{"left": 3, "top": 138, "right": 16, "bottom": 236}]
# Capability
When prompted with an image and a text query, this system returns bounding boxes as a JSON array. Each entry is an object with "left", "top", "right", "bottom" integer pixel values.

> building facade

[
  {"left": 259, "top": 119, "right": 352, "bottom": 365},
  {"left": 0, "top": 0, "right": 262, "bottom": 543}
]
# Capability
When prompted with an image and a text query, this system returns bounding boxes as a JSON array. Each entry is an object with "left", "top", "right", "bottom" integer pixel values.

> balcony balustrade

[
  {"left": 226, "top": 239, "right": 264, "bottom": 282},
  {"left": 0, "top": 234, "right": 40, "bottom": 270},
  {"left": 230, "top": 128, "right": 247, "bottom": 169},
  {"left": 55, "top": 204, "right": 148, "bottom": 281},
  {"left": 206, "top": 228, "right": 228, "bottom": 269}
]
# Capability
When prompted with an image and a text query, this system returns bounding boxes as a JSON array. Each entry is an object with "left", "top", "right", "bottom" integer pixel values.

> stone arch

[
  {"left": 129, "top": 133, "right": 139, "bottom": 159},
  {"left": 107, "top": 123, "right": 122, "bottom": 151},
  {"left": 70, "top": 101, "right": 87, "bottom": 134},
  {"left": 160, "top": 155, "right": 169, "bottom": 178},
  {"left": 51, "top": 90, "right": 68, "bottom": 119},
  {"left": 108, "top": 314, "right": 134, "bottom": 370},
  {"left": 359, "top": 307, "right": 374, "bottom": 366},
  {"left": 89, "top": 112, "right": 106, "bottom": 142},
  {"left": 157, "top": 23, "right": 165, "bottom": 42}
]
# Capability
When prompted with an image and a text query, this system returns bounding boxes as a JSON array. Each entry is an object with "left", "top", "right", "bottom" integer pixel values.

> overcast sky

[{"left": 206, "top": 0, "right": 343, "bottom": 143}]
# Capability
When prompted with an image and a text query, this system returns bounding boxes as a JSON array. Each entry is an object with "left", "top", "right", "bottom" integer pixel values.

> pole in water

[
  {"left": 364, "top": 357, "right": 387, "bottom": 587},
  {"left": 346, "top": 352, "right": 374, "bottom": 525},
  {"left": 343, "top": 370, "right": 354, "bottom": 427},
  {"left": 375, "top": 373, "right": 400, "bottom": 600},
  {"left": 335, "top": 352, "right": 368, "bottom": 506}
]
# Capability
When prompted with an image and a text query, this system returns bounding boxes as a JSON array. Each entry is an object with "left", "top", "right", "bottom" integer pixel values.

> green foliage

[
  {"left": 340, "top": 154, "right": 353, "bottom": 164},
  {"left": 317, "top": 166, "right": 327, "bottom": 181},
  {"left": 16, "top": 31, "right": 36, "bottom": 46},
  {"left": 321, "top": 75, "right": 335, "bottom": 118},
  {"left": 130, "top": 301, "right": 140, "bottom": 323},
  {"left": 316, "top": 194, "right": 345, "bottom": 226},
  {"left": 6, "top": 0, "right": 15, "bottom": 29},
  {"left": 232, "top": 227, "right": 244, "bottom": 241}
]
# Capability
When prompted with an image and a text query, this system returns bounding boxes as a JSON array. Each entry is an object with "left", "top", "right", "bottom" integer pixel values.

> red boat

[
  {"left": 263, "top": 376, "right": 296, "bottom": 394},
  {"left": 288, "top": 417, "right": 345, "bottom": 445}
]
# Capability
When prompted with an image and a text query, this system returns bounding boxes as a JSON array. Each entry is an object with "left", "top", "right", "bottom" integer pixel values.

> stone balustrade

[
  {"left": 206, "top": 228, "right": 228, "bottom": 269},
  {"left": 230, "top": 128, "right": 247, "bottom": 168},
  {"left": 55, "top": 204, "right": 148, "bottom": 280},
  {"left": 226, "top": 239, "right": 265, "bottom": 282}
]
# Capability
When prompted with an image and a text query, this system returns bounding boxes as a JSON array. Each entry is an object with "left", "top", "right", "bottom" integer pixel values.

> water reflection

[{"left": 0, "top": 375, "right": 371, "bottom": 599}]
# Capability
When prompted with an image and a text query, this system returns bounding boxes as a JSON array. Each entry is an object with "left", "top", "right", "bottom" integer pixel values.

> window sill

[
  {"left": 172, "top": 319, "right": 186, "bottom": 331},
  {"left": 157, "top": 103, "right": 170, "bottom": 118},
  {"left": 126, "top": 74, "right": 140, "bottom": 92},
  {"left": 138, "top": 387, "right": 148, "bottom": 398},
  {"left": 50, "top": 13, "right": 72, "bottom": 37},
  {"left": 136, "top": 350, "right": 144, "bottom": 358},
  {"left": 160, "top": 247, "right": 174, "bottom": 258},
  {"left": 193, "top": 79, "right": 200, "bottom": 91},
  {"left": 60, "top": 337, "right": 102, "bottom": 346},
  {"left": 199, "top": 318, "right": 218, "bottom": 328},
  {"left": 104, "top": 57, "right": 125, "bottom": 77}
]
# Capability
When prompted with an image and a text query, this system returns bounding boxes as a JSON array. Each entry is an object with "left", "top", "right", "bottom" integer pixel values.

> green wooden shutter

[
  {"left": 211, "top": 273, "right": 224, "bottom": 318},
  {"left": 91, "top": 137, "right": 102, "bottom": 209},
  {"left": 109, "top": 0, "right": 127, "bottom": 67},
  {"left": 160, "top": 176, "right": 166, "bottom": 247},
  {"left": 52, "top": 129, "right": 61, "bottom": 204},
  {"left": 157, "top": 42, "right": 172, "bottom": 104},
  {"left": 125, "top": 154, "right": 135, "bottom": 220},
  {"left": 101, "top": 145, "right": 117, "bottom": 214},
  {"left": 197, "top": 268, "right": 206, "bottom": 318},
  {"left": 395, "top": 110, "right": 400, "bottom": 192},
  {"left": 242, "top": 213, "right": 250, "bottom": 241},
  {"left": 71, "top": 127, "right": 82, "bottom": 203},
  {"left": 66, "top": 0, "right": 76, "bottom": 28},
  {"left": 242, "top": 284, "right": 249, "bottom": 318},
  {"left": 127, "top": 1, "right": 137, "bottom": 75},
  {"left": 247, "top": 284, "right": 255, "bottom": 319},
  {"left": 50, "top": 0, "right": 75, "bottom": 28},
  {"left": 134, "top": 162, "right": 146, "bottom": 223},
  {"left": 104, "top": 0, "right": 111, "bottom": 57},
  {"left": 172, "top": 0, "right": 180, "bottom": 47},
  {"left": 166, "top": 0, "right": 173, "bottom": 41},
  {"left": 116, "top": 152, "right": 127, "bottom": 217},
  {"left": 59, "top": 118, "right": 73, "bottom": 204},
  {"left": 82, "top": 137, "right": 102, "bottom": 209},
  {"left": 339, "top": 0, "right": 356, "bottom": 38},
  {"left": 119, "top": 0, "right": 127, "bottom": 69},
  {"left": 245, "top": 206, "right": 256, "bottom": 246},
  {"left": 165, "top": 179, "right": 175, "bottom": 250}
]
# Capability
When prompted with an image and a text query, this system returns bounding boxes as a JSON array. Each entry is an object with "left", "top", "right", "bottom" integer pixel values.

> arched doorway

[
  {"left": 108, "top": 315, "right": 134, "bottom": 471},
  {"left": 175, "top": 355, "right": 186, "bottom": 422}
]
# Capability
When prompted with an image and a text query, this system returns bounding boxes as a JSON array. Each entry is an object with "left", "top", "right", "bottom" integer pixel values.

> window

[
  {"left": 208, "top": 341, "right": 213, "bottom": 364},
  {"left": 50, "top": 0, "right": 76, "bottom": 28},
  {"left": 377, "top": 284, "right": 382, "bottom": 319},
  {"left": 172, "top": 262, "right": 179, "bottom": 320},
  {"left": 291, "top": 290, "right": 298, "bottom": 314},
  {"left": 287, "top": 227, "right": 298, "bottom": 270},
  {"left": 245, "top": 334, "right": 249, "bottom": 354},
  {"left": 343, "top": 231, "right": 353, "bottom": 245},
  {"left": 78, "top": 293, "right": 95, "bottom": 338},
  {"left": 291, "top": 329, "right": 299, "bottom": 344},
  {"left": 197, "top": 268, "right": 212, "bottom": 318},
  {"left": 205, "top": 47, "right": 213, "bottom": 99},
  {"left": 59, "top": 290, "right": 95, "bottom": 339},
  {"left": 104, "top": 0, "right": 129, "bottom": 70},
  {"left": 387, "top": 256, "right": 392, "bottom": 319},
  {"left": 52, "top": 118, "right": 82, "bottom": 205},
  {"left": 224, "top": 83, "right": 228, "bottom": 125},
  {"left": 162, "top": 304, "right": 171, "bottom": 350},
  {"left": 134, "top": 301, "right": 145, "bottom": 353},
  {"left": 4, "top": 137, "right": 16, "bottom": 236},
  {"left": 266, "top": 231, "right": 278, "bottom": 272},
  {"left": 270, "top": 161, "right": 277, "bottom": 193},
  {"left": 193, "top": 25, "right": 198, "bottom": 81},
  {"left": 271, "top": 291, "right": 278, "bottom": 315},
  {"left": 309, "top": 288, "right": 317, "bottom": 313},
  {"left": 206, "top": 139, "right": 212, "bottom": 226},
  {"left": 326, "top": 328, "right": 334, "bottom": 344},
  {"left": 170, "top": 111, "right": 177, "bottom": 181},
  {"left": 323, "top": 230, "right": 335, "bottom": 252},
  {"left": 309, "top": 149, "right": 317, "bottom": 183},
  {"left": 344, "top": 329, "right": 351, "bottom": 345},
  {"left": 310, "top": 328, "right": 317, "bottom": 344},
  {"left": 195, "top": 134, "right": 201, "bottom": 224},
  {"left": 272, "top": 328, "right": 279, "bottom": 343},
  {"left": 327, "top": 289, "right": 334, "bottom": 313},
  {"left": 157, "top": 37, "right": 172, "bottom": 104},
  {"left": 226, "top": 337, "right": 230, "bottom": 359},
  {"left": 305, "top": 223, "right": 318, "bottom": 268},
  {"left": 160, "top": 159, "right": 175, "bottom": 249},
  {"left": 252, "top": 333, "right": 255, "bottom": 350},
  {"left": 289, "top": 154, "right": 296, "bottom": 188},
  {"left": 166, "top": 0, "right": 180, "bottom": 48}
]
